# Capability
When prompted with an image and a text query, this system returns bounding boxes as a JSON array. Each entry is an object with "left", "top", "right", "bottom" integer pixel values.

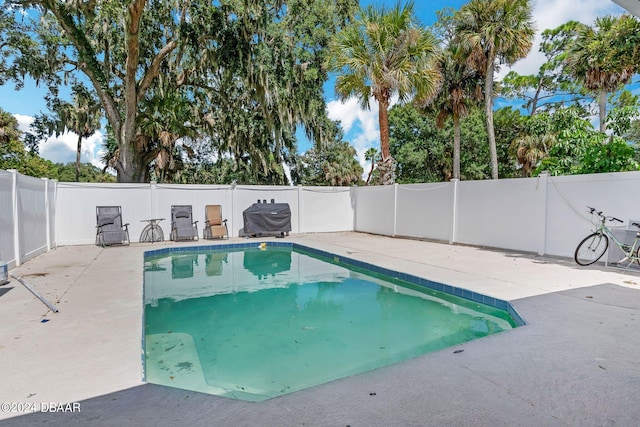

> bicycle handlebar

[
  {"left": 587, "top": 206, "right": 623, "bottom": 223},
  {"left": 587, "top": 206, "right": 602, "bottom": 216}
]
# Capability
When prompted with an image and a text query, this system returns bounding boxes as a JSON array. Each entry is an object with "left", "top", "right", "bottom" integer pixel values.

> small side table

[{"left": 140, "top": 218, "right": 165, "bottom": 243}]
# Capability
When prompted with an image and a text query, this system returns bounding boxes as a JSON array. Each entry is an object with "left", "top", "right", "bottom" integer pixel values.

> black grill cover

[{"left": 243, "top": 203, "right": 292, "bottom": 236}]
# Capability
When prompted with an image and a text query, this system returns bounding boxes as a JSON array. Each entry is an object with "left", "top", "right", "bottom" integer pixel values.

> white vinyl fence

[
  {"left": 54, "top": 182, "right": 355, "bottom": 246},
  {"left": 352, "top": 171, "right": 640, "bottom": 258},
  {"left": 0, "top": 170, "right": 56, "bottom": 268},
  {"left": 4, "top": 168, "right": 640, "bottom": 266}
]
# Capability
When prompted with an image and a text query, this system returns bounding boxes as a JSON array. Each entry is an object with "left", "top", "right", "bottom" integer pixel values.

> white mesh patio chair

[
  {"left": 95, "top": 206, "right": 130, "bottom": 247},
  {"left": 170, "top": 205, "right": 198, "bottom": 241}
]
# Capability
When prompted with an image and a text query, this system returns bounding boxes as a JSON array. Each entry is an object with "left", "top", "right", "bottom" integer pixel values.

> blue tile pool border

[{"left": 144, "top": 241, "right": 526, "bottom": 327}]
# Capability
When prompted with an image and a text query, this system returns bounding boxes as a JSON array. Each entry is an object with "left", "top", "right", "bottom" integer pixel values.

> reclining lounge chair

[
  {"left": 170, "top": 205, "right": 198, "bottom": 241},
  {"left": 203, "top": 205, "right": 228, "bottom": 240},
  {"left": 95, "top": 206, "right": 130, "bottom": 247}
]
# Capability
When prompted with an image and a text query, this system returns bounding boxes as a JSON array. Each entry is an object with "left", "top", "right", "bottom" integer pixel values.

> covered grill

[{"left": 242, "top": 201, "right": 291, "bottom": 237}]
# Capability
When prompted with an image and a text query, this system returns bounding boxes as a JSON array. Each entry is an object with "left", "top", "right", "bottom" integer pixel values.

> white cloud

[
  {"left": 40, "top": 131, "right": 105, "bottom": 169},
  {"left": 14, "top": 114, "right": 34, "bottom": 133},
  {"left": 13, "top": 114, "right": 106, "bottom": 169},
  {"left": 327, "top": 96, "right": 375, "bottom": 135},
  {"left": 327, "top": 96, "right": 381, "bottom": 171},
  {"left": 503, "top": 0, "right": 625, "bottom": 77}
]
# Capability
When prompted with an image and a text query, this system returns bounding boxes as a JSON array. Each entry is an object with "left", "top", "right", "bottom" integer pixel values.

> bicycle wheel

[
  {"left": 632, "top": 243, "right": 640, "bottom": 267},
  {"left": 139, "top": 224, "right": 153, "bottom": 243},
  {"left": 150, "top": 226, "right": 164, "bottom": 242},
  {"left": 574, "top": 232, "right": 609, "bottom": 266}
]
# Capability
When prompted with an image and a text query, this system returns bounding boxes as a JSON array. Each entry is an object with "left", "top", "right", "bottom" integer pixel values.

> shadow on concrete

[
  {"left": 2, "top": 284, "right": 639, "bottom": 427},
  {"left": 498, "top": 247, "right": 640, "bottom": 277},
  {"left": 0, "top": 287, "right": 13, "bottom": 298}
]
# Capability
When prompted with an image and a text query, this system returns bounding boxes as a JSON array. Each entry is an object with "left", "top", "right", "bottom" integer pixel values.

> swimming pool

[{"left": 143, "top": 242, "right": 523, "bottom": 402}]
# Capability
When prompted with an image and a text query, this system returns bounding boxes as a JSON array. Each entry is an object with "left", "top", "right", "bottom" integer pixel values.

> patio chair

[
  {"left": 203, "top": 205, "right": 228, "bottom": 240},
  {"left": 95, "top": 206, "right": 130, "bottom": 247},
  {"left": 170, "top": 205, "right": 198, "bottom": 241}
]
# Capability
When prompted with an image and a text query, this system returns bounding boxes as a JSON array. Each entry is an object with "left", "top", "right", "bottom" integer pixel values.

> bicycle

[
  {"left": 574, "top": 206, "right": 640, "bottom": 266},
  {"left": 139, "top": 218, "right": 165, "bottom": 243}
]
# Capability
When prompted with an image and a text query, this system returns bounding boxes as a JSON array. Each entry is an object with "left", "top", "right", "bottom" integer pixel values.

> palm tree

[
  {"left": 420, "top": 44, "right": 482, "bottom": 180},
  {"left": 326, "top": 1, "right": 441, "bottom": 185},
  {"left": 511, "top": 134, "right": 556, "bottom": 177},
  {"left": 322, "top": 143, "right": 363, "bottom": 186},
  {"left": 565, "top": 15, "right": 640, "bottom": 133},
  {"left": 364, "top": 147, "right": 378, "bottom": 185},
  {"left": 56, "top": 85, "right": 102, "bottom": 182},
  {"left": 454, "top": 0, "right": 534, "bottom": 179}
]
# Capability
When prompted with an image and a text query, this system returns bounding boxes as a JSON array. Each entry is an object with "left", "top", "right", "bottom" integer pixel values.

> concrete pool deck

[{"left": 0, "top": 232, "right": 639, "bottom": 426}]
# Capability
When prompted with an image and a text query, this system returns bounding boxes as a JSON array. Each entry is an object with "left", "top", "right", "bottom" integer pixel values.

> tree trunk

[
  {"left": 485, "top": 59, "right": 498, "bottom": 180},
  {"left": 599, "top": 90, "right": 607, "bottom": 133},
  {"left": 117, "top": 162, "right": 148, "bottom": 182},
  {"left": 117, "top": 138, "right": 149, "bottom": 183},
  {"left": 377, "top": 95, "right": 395, "bottom": 185},
  {"left": 366, "top": 162, "right": 375, "bottom": 185},
  {"left": 75, "top": 134, "right": 82, "bottom": 182},
  {"left": 453, "top": 113, "right": 461, "bottom": 180},
  {"left": 114, "top": 0, "right": 147, "bottom": 184},
  {"left": 378, "top": 97, "right": 391, "bottom": 161},
  {"left": 530, "top": 79, "right": 543, "bottom": 116},
  {"left": 376, "top": 157, "right": 396, "bottom": 186}
]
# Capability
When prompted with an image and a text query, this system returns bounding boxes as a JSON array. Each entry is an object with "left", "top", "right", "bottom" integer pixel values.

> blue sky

[{"left": 0, "top": 0, "right": 626, "bottom": 170}]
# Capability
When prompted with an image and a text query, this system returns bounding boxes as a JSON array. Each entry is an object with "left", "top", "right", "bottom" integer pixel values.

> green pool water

[{"left": 143, "top": 246, "right": 516, "bottom": 402}]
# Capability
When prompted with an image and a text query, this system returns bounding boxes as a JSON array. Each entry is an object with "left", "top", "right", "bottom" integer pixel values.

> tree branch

[
  {"left": 137, "top": 0, "right": 189, "bottom": 98},
  {"left": 137, "top": 40, "right": 178, "bottom": 101},
  {"left": 43, "top": 1, "right": 121, "bottom": 137}
]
